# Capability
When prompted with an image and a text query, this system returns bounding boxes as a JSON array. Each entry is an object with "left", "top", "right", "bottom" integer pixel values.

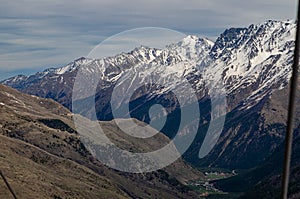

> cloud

[
  {"left": 88, "top": 27, "right": 187, "bottom": 59},
  {"left": 0, "top": 0, "right": 297, "bottom": 80}
]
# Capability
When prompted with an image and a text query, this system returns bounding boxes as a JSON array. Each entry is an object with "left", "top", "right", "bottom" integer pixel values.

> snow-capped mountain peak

[
  {"left": 54, "top": 57, "right": 94, "bottom": 75},
  {"left": 1, "top": 20, "right": 296, "bottom": 113}
]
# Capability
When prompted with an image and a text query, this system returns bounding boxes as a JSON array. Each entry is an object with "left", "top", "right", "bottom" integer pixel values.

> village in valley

[{"left": 188, "top": 170, "right": 237, "bottom": 196}]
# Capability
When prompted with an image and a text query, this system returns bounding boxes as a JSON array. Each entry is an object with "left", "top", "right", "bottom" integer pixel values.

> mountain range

[{"left": 2, "top": 19, "right": 300, "bottom": 198}]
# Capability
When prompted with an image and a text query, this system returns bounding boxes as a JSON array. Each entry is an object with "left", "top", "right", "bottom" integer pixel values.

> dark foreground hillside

[{"left": 0, "top": 84, "right": 202, "bottom": 199}]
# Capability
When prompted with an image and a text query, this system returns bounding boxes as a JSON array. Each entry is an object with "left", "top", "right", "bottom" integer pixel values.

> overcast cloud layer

[{"left": 0, "top": 0, "right": 297, "bottom": 80}]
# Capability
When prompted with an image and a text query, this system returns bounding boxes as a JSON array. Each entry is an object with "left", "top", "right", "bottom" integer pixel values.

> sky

[{"left": 0, "top": 0, "right": 298, "bottom": 80}]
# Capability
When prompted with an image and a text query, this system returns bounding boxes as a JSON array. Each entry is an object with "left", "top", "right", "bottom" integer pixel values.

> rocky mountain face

[
  {"left": 0, "top": 84, "right": 202, "bottom": 199},
  {"left": 212, "top": 82, "right": 300, "bottom": 198},
  {"left": 223, "top": 126, "right": 300, "bottom": 199},
  {"left": 2, "top": 20, "right": 297, "bottom": 170}
]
